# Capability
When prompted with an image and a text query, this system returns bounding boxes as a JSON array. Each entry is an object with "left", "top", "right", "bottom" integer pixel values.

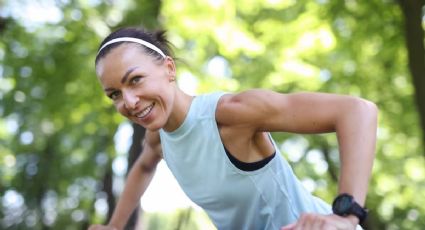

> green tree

[
  {"left": 0, "top": 1, "right": 134, "bottom": 229},
  {"left": 398, "top": 0, "right": 425, "bottom": 154},
  {"left": 1, "top": 1, "right": 424, "bottom": 229},
  {"left": 160, "top": 0, "right": 425, "bottom": 229}
]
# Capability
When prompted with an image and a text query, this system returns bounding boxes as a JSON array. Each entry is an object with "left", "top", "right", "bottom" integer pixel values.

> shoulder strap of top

[{"left": 195, "top": 92, "right": 227, "bottom": 118}]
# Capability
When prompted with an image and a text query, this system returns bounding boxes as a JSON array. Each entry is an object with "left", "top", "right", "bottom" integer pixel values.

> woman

[{"left": 89, "top": 27, "right": 377, "bottom": 230}]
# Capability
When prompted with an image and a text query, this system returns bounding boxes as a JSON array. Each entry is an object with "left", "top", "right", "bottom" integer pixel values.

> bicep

[{"left": 217, "top": 89, "right": 370, "bottom": 134}]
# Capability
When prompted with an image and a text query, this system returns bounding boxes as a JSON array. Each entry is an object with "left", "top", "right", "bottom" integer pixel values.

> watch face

[{"left": 333, "top": 195, "right": 353, "bottom": 214}]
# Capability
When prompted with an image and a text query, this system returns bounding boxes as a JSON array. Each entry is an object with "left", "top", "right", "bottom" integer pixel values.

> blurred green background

[{"left": 1, "top": 0, "right": 424, "bottom": 229}]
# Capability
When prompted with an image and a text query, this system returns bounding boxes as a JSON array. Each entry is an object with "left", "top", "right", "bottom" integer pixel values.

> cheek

[{"left": 115, "top": 101, "right": 128, "bottom": 116}]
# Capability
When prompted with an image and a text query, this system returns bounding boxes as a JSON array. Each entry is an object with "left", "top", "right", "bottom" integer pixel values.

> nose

[{"left": 122, "top": 90, "right": 139, "bottom": 110}]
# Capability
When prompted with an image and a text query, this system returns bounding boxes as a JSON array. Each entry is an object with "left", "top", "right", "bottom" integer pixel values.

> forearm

[
  {"left": 108, "top": 163, "right": 156, "bottom": 229},
  {"left": 336, "top": 99, "right": 378, "bottom": 205}
]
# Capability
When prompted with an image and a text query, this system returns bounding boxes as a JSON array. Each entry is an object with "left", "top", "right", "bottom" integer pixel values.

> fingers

[
  {"left": 280, "top": 222, "right": 296, "bottom": 230},
  {"left": 88, "top": 225, "right": 99, "bottom": 230},
  {"left": 88, "top": 224, "right": 100, "bottom": 230},
  {"left": 87, "top": 225, "right": 117, "bottom": 230},
  {"left": 300, "top": 213, "right": 320, "bottom": 230},
  {"left": 294, "top": 214, "right": 312, "bottom": 230},
  {"left": 280, "top": 213, "right": 355, "bottom": 230}
]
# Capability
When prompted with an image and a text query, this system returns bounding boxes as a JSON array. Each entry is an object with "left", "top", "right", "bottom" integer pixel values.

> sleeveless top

[{"left": 159, "top": 92, "right": 335, "bottom": 230}]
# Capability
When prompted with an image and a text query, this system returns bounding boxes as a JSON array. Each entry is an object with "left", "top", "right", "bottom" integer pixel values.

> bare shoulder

[
  {"left": 144, "top": 129, "right": 161, "bottom": 147},
  {"left": 131, "top": 130, "right": 162, "bottom": 173},
  {"left": 216, "top": 89, "right": 287, "bottom": 127},
  {"left": 143, "top": 130, "right": 162, "bottom": 158},
  {"left": 216, "top": 89, "right": 377, "bottom": 133}
]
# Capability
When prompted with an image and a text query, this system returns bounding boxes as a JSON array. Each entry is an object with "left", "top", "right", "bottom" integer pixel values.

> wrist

[
  {"left": 107, "top": 223, "right": 120, "bottom": 230},
  {"left": 332, "top": 193, "right": 368, "bottom": 224}
]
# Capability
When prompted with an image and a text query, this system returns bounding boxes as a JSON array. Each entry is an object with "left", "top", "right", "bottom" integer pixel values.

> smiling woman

[
  {"left": 94, "top": 29, "right": 182, "bottom": 132},
  {"left": 89, "top": 27, "right": 377, "bottom": 230}
]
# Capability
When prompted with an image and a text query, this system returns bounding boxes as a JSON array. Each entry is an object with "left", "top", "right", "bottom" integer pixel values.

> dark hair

[{"left": 95, "top": 27, "right": 173, "bottom": 65}]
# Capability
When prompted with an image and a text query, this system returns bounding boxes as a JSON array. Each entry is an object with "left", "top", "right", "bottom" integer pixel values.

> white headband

[{"left": 98, "top": 37, "right": 166, "bottom": 58}]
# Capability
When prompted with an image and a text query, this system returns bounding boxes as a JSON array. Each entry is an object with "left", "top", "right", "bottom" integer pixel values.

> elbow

[
  {"left": 354, "top": 98, "right": 378, "bottom": 127},
  {"left": 361, "top": 99, "right": 378, "bottom": 119}
]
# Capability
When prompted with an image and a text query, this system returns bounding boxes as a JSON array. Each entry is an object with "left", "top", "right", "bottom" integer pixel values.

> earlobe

[
  {"left": 165, "top": 56, "right": 176, "bottom": 82},
  {"left": 169, "top": 73, "right": 175, "bottom": 82},
  {"left": 167, "top": 69, "right": 175, "bottom": 82}
]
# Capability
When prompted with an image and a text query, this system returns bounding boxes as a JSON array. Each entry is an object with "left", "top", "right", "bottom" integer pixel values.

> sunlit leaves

[
  {"left": 161, "top": 0, "right": 425, "bottom": 229},
  {"left": 1, "top": 0, "right": 424, "bottom": 229},
  {"left": 0, "top": 0, "right": 122, "bottom": 228}
]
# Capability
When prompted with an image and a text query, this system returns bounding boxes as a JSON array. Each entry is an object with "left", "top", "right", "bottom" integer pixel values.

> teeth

[{"left": 136, "top": 103, "right": 154, "bottom": 118}]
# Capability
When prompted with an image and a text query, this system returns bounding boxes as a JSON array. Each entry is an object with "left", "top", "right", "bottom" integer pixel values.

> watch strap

[
  {"left": 332, "top": 193, "right": 368, "bottom": 224},
  {"left": 350, "top": 201, "right": 368, "bottom": 223}
]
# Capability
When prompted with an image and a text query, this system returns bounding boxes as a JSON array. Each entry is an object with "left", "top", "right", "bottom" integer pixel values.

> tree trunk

[
  {"left": 124, "top": 123, "right": 146, "bottom": 230},
  {"left": 398, "top": 0, "right": 425, "bottom": 154},
  {"left": 103, "top": 124, "right": 146, "bottom": 229},
  {"left": 103, "top": 165, "right": 115, "bottom": 222},
  {"left": 103, "top": 0, "right": 162, "bottom": 227}
]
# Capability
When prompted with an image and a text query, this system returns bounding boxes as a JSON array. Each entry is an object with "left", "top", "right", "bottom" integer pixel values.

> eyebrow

[
  {"left": 121, "top": 66, "right": 139, "bottom": 84},
  {"left": 104, "top": 66, "right": 139, "bottom": 92}
]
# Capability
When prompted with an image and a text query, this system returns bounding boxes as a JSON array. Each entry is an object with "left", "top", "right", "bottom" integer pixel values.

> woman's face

[{"left": 96, "top": 44, "right": 176, "bottom": 131}]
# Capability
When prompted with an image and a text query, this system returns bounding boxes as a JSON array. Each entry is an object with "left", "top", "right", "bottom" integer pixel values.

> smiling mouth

[{"left": 136, "top": 102, "right": 155, "bottom": 119}]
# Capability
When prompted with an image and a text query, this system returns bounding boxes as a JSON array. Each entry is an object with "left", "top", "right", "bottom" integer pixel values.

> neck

[{"left": 162, "top": 88, "right": 194, "bottom": 132}]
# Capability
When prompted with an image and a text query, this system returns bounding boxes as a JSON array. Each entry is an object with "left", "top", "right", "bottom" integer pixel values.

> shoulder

[
  {"left": 217, "top": 89, "right": 377, "bottom": 134},
  {"left": 216, "top": 89, "right": 288, "bottom": 127},
  {"left": 144, "top": 130, "right": 162, "bottom": 156}
]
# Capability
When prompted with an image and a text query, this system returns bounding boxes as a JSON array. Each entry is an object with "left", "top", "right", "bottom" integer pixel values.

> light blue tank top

[{"left": 159, "top": 92, "right": 333, "bottom": 230}]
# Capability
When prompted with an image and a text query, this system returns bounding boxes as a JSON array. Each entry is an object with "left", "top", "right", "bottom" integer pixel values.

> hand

[
  {"left": 87, "top": 224, "right": 118, "bottom": 230},
  {"left": 280, "top": 213, "right": 357, "bottom": 230}
]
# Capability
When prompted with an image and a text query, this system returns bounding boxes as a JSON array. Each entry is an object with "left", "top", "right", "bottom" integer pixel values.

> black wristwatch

[{"left": 332, "top": 193, "right": 368, "bottom": 224}]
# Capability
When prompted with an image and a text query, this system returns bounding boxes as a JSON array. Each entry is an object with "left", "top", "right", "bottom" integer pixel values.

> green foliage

[
  {"left": 161, "top": 0, "right": 425, "bottom": 229},
  {"left": 0, "top": 1, "right": 123, "bottom": 229},
  {"left": 0, "top": 0, "right": 424, "bottom": 229}
]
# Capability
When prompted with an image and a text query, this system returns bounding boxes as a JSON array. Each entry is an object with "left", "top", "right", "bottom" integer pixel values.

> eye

[
  {"left": 108, "top": 91, "right": 121, "bottom": 100},
  {"left": 130, "top": 75, "right": 143, "bottom": 85}
]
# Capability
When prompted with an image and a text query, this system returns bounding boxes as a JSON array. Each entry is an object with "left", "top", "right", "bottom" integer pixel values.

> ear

[{"left": 164, "top": 56, "right": 176, "bottom": 81}]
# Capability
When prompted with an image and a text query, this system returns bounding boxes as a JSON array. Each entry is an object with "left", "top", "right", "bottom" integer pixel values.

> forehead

[{"left": 96, "top": 44, "right": 154, "bottom": 77}]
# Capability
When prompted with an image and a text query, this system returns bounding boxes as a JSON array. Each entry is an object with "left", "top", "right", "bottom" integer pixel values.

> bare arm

[
  {"left": 102, "top": 130, "right": 162, "bottom": 230},
  {"left": 217, "top": 89, "right": 377, "bottom": 226}
]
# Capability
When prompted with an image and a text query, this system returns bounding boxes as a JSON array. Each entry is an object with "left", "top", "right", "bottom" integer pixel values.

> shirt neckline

[{"left": 161, "top": 96, "right": 197, "bottom": 136}]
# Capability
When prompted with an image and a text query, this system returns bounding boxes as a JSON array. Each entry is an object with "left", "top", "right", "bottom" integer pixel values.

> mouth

[{"left": 135, "top": 102, "right": 155, "bottom": 119}]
